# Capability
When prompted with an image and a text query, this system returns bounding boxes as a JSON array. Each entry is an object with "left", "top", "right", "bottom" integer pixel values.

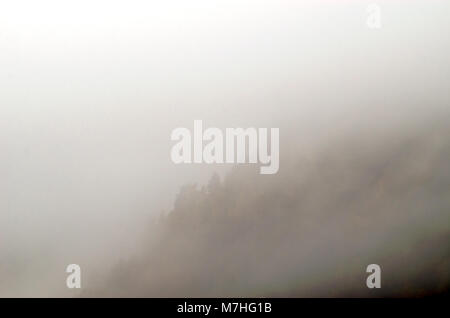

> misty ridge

[
  {"left": 83, "top": 118, "right": 450, "bottom": 297},
  {"left": 1, "top": 0, "right": 449, "bottom": 299}
]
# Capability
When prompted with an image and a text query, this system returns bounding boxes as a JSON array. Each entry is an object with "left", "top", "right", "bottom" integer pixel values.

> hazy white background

[{"left": 0, "top": 0, "right": 449, "bottom": 296}]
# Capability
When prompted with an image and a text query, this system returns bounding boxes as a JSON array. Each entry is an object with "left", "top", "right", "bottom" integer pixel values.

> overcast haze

[{"left": 0, "top": 0, "right": 449, "bottom": 297}]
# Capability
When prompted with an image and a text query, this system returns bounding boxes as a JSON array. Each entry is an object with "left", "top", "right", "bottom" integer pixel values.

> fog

[{"left": 0, "top": 0, "right": 449, "bottom": 297}]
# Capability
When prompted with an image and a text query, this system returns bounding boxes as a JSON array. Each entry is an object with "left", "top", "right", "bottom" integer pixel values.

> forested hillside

[{"left": 86, "top": 122, "right": 450, "bottom": 297}]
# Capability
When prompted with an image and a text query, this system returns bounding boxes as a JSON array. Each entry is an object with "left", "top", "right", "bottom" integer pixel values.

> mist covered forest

[
  {"left": 1, "top": 0, "right": 449, "bottom": 299},
  {"left": 84, "top": 120, "right": 450, "bottom": 297}
]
